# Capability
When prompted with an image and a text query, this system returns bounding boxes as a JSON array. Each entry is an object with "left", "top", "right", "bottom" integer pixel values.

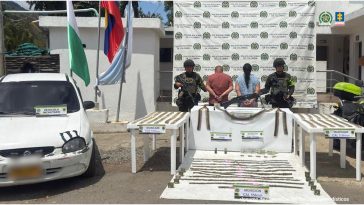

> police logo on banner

[
  {"left": 289, "top": 32, "right": 297, "bottom": 38},
  {"left": 307, "top": 87, "right": 316, "bottom": 94},
  {"left": 175, "top": 54, "right": 182, "bottom": 61},
  {"left": 223, "top": 64, "right": 230, "bottom": 72},
  {"left": 251, "top": 43, "right": 259, "bottom": 50},
  {"left": 175, "top": 11, "right": 182, "bottom": 18},
  {"left": 193, "top": 43, "right": 201, "bottom": 50},
  {"left": 307, "top": 65, "right": 315, "bottom": 72},
  {"left": 203, "top": 11, "right": 210, "bottom": 18},
  {"left": 195, "top": 64, "right": 201, "bottom": 71},
  {"left": 194, "top": 1, "right": 201, "bottom": 8},
  {"left": 279, "top": 1, "right": 287, "bottom": 7},
  {"left": 222, "top": 1, "right": 229, "bottom": 8},
  {"left": 289, "top": 11, "right": 297, "bottom": 17},
  {"left": 260, "top": 11, "right": 268, "bottom": 18},
  {"left": 203, "top": 32, "right": 211, "bottom": 39},
  {"left": 319, "top": 11, "right": 333, "bottom": 26},
  {"left": 203, "top": 75, "right": 208, "bottom": 81},
  {"left": 222, "top": 43, "right": 230, "bottom": 50},
  {"left": 250, "top": 1, "right": 258, "bottom": 7},
  {"left": 250, "top": 21, "right": 258, "bottom": 28},
  {"left": 280, "top": 21, "right": 287, "bottom": 28},
  {"left": 280, "top": 42, "right": 288, "bottom": 49},
  {"left": 261, "top": 75, "right": 268, "bottom": 82},
  {"left": 231, "top": 32, "right": 239, "bottom": 39},
  {"left": 252, "top": 64, "right": 259, "bottom": 71},
  {"left": 290, "top": 53, "right": 298, "bottom": 61},
  {"left": 175, "top": 32, "right": 182, "bottom": 39},
  {"left": 194, "top": 22, "right": 201, "bottom": 28},
  {"left": 308, "top": 43, "right": 315, "bottom": 51},
  {"left": 261, "top": 53, "right": 269, "bottom": 60},
  {"left": 260, "top": 32, "right": 268, "bottom": 39},
  {"left": 222, "top": 22, "right": 230, "bottom": 29},
  {"left": 232, "top": 75, "right": 239, "bottom": 82},
  {"left": 232, "top": 53, "right": 239, "bottom": 61},
  {"left": 231, "top": 11, "right": 239, "bottom": 18},
  {"left": 308, "top": 21, "right": 315, "bottom": 28},
  {"left": 203, "top": 54, "right": 210, "bottom": 61}
]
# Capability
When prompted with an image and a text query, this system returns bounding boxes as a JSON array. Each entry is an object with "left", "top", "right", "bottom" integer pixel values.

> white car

[{"left": 0, "top": 73, "right": 96, "bottom": 186}]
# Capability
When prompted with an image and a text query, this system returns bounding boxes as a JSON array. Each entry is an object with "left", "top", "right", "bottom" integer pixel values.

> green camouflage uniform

[
  {"left": 174, "top": 72, "right": 206, "bottom": 112},
  {"left": 264, "top": 72, "right": 295, "bottom": 108}
]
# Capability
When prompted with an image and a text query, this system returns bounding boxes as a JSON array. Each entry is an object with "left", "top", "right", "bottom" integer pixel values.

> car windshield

[{"left": 0, "top": 81, "right": 80, "bottom": 115}]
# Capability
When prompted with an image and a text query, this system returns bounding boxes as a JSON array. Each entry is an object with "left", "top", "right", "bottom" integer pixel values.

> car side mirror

[{"left": 83, "top": 101, "right": 95, "bottom": 110}]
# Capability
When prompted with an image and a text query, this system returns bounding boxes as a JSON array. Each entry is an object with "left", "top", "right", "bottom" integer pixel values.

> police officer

[
  {"left": 174, "top": 59, "right": 207, "bottom": 112},
  {"left": 262, "top": 58, "right": 295, "bottom": 108}
]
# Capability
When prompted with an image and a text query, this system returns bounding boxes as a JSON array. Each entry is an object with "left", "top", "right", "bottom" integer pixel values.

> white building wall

[{"left": 40, "top": 17, "right": 164, "bottom": 121}]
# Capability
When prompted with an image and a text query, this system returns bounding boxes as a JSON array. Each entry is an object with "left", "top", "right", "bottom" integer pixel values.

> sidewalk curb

[{"left": 91, "top": 121, "right": 129, "bottom": 133}]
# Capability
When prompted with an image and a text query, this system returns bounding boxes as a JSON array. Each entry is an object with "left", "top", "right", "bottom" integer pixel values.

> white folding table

[
  {"left": 127, "top": 111, "right": 190, "bottom": 175},
  {"left": 293, "top": 113, "right": 363, "bottom": 181}
]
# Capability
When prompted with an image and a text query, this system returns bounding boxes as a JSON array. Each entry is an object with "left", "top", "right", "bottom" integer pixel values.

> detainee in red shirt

[{"left": 206, "top": 65, "right": 233, "bottom": 106}]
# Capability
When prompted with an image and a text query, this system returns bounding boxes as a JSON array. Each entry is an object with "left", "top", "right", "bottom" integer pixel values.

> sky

[{"left": 14, "top": 1, "right": 168, "bottom": 24}]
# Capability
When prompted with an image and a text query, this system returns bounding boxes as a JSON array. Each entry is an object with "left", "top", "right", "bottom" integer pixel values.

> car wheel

[{"left": 82, "top": 139, "right": 96, "bottom": 177}]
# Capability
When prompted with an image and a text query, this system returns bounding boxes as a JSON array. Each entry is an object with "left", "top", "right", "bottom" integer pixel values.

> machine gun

[
  {"left": 175, "top": 76, "right": 197, "bottom": 107},
  {"left": 264, "top": 92, "right": 296, "bottom": 108},
  {"left": 220, "top": 93, "right": 259, "bottom": 109}
]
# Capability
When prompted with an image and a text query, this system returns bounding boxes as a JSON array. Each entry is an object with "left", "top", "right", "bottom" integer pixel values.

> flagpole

[
  {"left": 95, "top": 0, "right": 101, "bottom": 107},
  {"left": 115, "top": 2, "right": 130, "bottom": 122}
]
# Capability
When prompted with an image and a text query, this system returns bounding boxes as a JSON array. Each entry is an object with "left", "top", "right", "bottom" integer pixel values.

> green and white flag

[{"left": 67, "top": 0, "right": 90, "bottom": 86}]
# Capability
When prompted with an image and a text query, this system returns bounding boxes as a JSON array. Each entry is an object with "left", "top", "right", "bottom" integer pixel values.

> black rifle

[
  {"left": 265, "top": 92, "right": 295, "bottom": 108},
  {"left": 220, "top": 93, "right": 259, "bottom": 109},
  {"left": 176, "top": 76, "right": 196, "bottom": 106}
]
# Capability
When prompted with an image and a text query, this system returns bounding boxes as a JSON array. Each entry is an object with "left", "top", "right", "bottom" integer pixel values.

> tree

[
  {"left": 164, "top": 1, "right": 173, "bottom": 26},
  {"left": 137, "top": 7, "right": 163, "bottom": 21},
  {"left": 3, "top": 2, "right": 47, "bottom": 52},
  {"left": 26, "top": 1, "right": 99, "bottom": 16},
  {"left": 26, "top": 1, "right": 66, "bottom": 12}
]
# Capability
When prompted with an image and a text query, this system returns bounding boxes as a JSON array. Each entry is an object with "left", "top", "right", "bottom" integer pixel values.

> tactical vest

[
  {"left": 270, "top": 73, "right": 291, "bottom": 96},
  {"left": 178, "top": 73, "right": 200, "bottom": 94}
]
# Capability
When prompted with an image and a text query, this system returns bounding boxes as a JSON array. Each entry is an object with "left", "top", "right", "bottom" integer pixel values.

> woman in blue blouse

[{"left": 235, "top": 63, "right": 260, "bottom": 107}]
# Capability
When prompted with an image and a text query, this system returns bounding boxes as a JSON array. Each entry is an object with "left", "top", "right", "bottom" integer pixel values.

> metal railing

[{"left": 317, "top": 70, "right": 363, "bottom": 95}]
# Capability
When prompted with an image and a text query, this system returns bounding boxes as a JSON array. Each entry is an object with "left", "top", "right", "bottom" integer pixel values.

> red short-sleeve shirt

[{"left": 207, "top": 73, "right": 233, "bottom": 104}]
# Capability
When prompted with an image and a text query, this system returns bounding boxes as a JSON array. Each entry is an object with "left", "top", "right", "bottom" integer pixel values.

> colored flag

[
  {"left": 98, "top": 1, "right": 133, "bottom": 85},
  {"left": 67, "top": 0, "right": 90, "bottom": 86},
  {"left": 102, "top": 1, "right": 124, "bottom": 63}
]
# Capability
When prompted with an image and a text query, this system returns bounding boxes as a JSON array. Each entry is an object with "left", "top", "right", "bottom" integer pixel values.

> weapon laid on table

[{"left": 220, "top": 93, "right": 260, "bottom": 109}]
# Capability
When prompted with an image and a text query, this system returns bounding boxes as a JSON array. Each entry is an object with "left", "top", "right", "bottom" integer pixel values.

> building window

[
  {"left": 317, "top": 46, "right": 328, "bottom": 61},
  {"left": 160, "top": 48, "right": 172, "bottom": 62}
]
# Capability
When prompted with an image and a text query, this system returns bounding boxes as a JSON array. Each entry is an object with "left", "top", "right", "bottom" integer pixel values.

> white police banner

[{"left": 172, "top": 1, "right": 317, "bottom": 108}]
